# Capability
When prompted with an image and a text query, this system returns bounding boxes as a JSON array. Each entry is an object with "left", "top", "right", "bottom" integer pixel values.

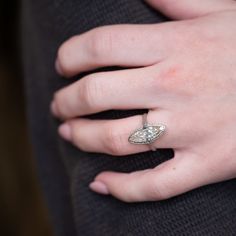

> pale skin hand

[{"left": 51, "top": 0, "right": 236, "bottom": 202}]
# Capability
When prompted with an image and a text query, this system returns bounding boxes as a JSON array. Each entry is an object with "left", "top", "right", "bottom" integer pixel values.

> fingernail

[
  {"left": 89, "top": 181, "right": 109, "bottom": 195},
  {"left": 55, "top": 58, "right": 63, "bottom": 75},
  {"left": 58, "top": 123, "right": 72, "bottom": 141},
  {"left": 50, "top": 101, "right": 58, "bottom": 116}
]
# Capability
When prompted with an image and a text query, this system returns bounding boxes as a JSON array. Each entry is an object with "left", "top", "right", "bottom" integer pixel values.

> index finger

[{"left": 56, "top": 22, "right": 181, "bottom": 77}]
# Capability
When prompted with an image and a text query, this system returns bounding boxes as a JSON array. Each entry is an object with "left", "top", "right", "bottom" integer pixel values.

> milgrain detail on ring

[{"left": 128, "top": 123, "right": 166, "bottom": 145}]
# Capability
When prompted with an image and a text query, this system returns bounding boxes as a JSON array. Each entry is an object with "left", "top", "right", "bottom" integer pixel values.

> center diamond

[{"left": 128, "top": 124, "right": 166, "bottom": 145}]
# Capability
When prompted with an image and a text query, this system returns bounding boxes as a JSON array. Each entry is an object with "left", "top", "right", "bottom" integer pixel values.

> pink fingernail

[
  {"left": 89, "top": 181, "right": 109, "bottom": 195},
  {"left": 55, "top": 58, "right": 63, "bottom": 75},
  {"left": 58, "top": 123, "right": 72, "bottom": 141}
]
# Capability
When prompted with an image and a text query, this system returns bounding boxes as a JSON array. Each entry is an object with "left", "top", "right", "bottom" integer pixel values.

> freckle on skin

[{"left": 173, "top": 167, "right": 176, "bottom": 170}]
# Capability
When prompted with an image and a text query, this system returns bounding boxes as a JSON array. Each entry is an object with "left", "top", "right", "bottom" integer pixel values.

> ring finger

[{"left": 58, "top": 110, "right": 187, "bottom": 156}]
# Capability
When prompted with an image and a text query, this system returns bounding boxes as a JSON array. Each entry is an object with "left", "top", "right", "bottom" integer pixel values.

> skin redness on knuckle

[{"left": 153, "top": 64, "right": 186, "bottom": 93}]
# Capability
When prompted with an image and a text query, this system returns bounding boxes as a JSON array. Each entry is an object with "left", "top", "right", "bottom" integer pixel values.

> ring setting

[{"left": 128, "top": 113, "right": 166, "bottom": 150}]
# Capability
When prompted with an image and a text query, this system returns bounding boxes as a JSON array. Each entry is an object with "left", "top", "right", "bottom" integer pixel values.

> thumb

[
  {"left": 145, "top": 0, "right": 236, "bottom": 20},
  {"left": 89, "top": 151, "right": 211, "bottom": 202}
]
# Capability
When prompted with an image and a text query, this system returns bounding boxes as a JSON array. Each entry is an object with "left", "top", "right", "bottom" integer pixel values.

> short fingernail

[
  {"left": 51, "top": 101, "right": 58, "bottom": 116},
  {"left": 89, "top": 181, "right": 109, "bottom": 195},
  {"left": 58, "top": 123, "right": 72, "bottom": 141},
  {"left": 55, "top": 58, "right": 63, "bottom": 75}
]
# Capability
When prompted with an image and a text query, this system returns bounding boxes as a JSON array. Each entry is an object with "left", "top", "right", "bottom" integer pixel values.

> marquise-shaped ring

[{"left": 128, "top": 113, "right": 166, "bottom": 151}]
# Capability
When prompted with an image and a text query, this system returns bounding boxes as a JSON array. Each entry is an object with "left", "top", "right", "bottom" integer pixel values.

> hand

[{"left": 51, "top": 0, "right": 236, "bottom": 202}]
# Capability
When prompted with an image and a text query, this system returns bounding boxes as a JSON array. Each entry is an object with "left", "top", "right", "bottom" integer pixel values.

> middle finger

[{"left": 51, "top": 65, "right": 161, "bottom": 119}]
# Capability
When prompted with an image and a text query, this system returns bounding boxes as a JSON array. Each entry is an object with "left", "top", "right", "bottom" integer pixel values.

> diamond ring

[{"left": 128, "top": 113, "right": 166, "bottom": 151}]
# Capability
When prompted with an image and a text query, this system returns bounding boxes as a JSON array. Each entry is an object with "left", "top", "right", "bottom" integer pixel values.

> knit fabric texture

[{"left": 21, "top": 0, "right": 236, "bottom": 235}]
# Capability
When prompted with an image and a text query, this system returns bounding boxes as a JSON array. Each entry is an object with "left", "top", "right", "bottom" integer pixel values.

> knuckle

[
  {"left": 79, "top": 75, "right": 100, "bottom": 110},
  {"left": 87, "top": 27, "right": 114, "bottom": 59},
  {"left": 104, "top": 125, "right": 125, "bottom": 156}
]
